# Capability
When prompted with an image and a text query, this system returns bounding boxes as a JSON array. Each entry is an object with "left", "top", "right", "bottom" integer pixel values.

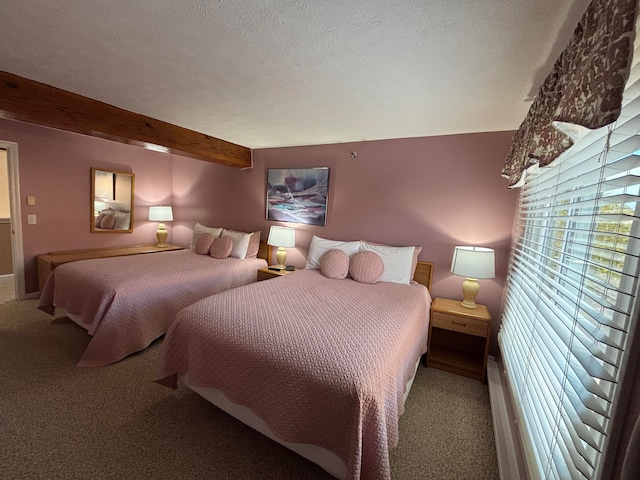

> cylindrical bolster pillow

[
  {"left": 319, "top": 249, "right": 349, "bottom": 279},
  {"left": 209, "top": 236, "right": 233, "bottom": 259},
  {"left": 349, "top": 251, "right": 384, "bottom": 284},
  {"left": 194, "top": 233, "right": 215, "bottom": 255}
]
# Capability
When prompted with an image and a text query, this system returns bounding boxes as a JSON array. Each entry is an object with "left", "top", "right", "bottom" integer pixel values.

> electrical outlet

[{"left": 27, "top": 214, "right": 37, "bottom": 224}]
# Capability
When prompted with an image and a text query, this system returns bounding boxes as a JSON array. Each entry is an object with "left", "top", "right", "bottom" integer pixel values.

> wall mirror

[{"left": 90, "top": 167, "right": 135, "bottom": 233}]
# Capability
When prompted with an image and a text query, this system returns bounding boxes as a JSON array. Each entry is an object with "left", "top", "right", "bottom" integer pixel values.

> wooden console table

[{"left": 37, "top": 244, "right": 182, "bottom": 291}]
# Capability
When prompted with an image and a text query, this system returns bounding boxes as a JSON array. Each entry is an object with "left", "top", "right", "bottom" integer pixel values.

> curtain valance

[{"left": 502, "top": 0, "right": 638, "bottom": 187}]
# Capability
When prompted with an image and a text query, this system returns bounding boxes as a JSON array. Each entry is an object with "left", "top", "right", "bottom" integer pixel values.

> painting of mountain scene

[{"left": 266, "top": 167, "right": 330, "bottom": 226}]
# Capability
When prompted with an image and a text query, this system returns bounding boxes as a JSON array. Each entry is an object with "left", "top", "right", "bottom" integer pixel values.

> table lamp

[
  {"left": 450, "top": 246, "right": 495, "bottom": 309},
  {"left": 267, "top": 226, "right": 295, "bottom": 269},
  {"left": 148, "top": 206, "right": 173, "bottom": 247}
]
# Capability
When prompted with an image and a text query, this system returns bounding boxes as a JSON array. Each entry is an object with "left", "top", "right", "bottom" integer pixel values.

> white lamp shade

[
  {"left": 148, "top": 206, "right": 173, "bottom": 222},
  {"left": 451, "top": 246, "right": 495, "bottom": 279},
  {"left": 267, "top": 226, "right": 295, "bottom": 247},
  {"left": 94, "top": 200, "right": 107, "bottom": 212}
]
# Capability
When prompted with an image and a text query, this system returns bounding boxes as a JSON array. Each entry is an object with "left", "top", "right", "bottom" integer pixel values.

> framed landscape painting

[{"left": 266, "top": 167, "right": 330, "bottom": 226}]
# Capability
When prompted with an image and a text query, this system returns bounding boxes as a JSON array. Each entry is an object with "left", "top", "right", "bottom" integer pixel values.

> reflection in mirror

[{"left": 90, "top": 168, "right": 135, "bottom": 233}]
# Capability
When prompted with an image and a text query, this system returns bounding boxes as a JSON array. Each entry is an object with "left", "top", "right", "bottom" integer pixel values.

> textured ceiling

[{"left": 0, "top": 0, "right": 591, "bottom": 149}]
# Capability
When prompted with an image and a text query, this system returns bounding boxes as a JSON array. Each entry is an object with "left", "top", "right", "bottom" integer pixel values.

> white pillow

[
  {"left": 190, "top": 223, "right": 223, "bottom": 250},
  {"left": 113, "top": 211, "right": 130, "bottom": 230},
  {"left": 360, "top": 242, "right": 416, "bottom": 285},
  {"left": 221, "top": 229, "right": 252, "bottom": 259},
  {"left": 305, "top": 235, "right": 361, "bottom": 270}
]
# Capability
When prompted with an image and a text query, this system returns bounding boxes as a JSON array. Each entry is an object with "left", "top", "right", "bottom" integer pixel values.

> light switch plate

[{"left": 27, "top": 195, "right": 36, "bottom": 205}]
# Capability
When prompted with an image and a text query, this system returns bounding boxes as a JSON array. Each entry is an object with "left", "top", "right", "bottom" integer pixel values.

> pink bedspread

[
  {"left": 38, "top": 250, "right": 266, "bottom": 367},
  {"left": 155, "top": 269, "right": 431, "bottom": 480}
]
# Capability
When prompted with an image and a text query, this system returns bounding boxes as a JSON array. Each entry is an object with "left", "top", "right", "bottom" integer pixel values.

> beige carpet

[{"left": 0, "top": 299, "right": 499, "bottom": 480}]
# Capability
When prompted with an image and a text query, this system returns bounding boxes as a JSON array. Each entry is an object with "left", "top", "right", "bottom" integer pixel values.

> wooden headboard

[
  {"left": 413, "top": 261, "right": 433, "bottom": 291},
  {"left": 257, "top": 240, "right": 271, "bottom": 263}
]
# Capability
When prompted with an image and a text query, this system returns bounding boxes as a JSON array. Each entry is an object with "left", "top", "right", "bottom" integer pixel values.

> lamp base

[
  {"left": 155, "top": 222, "right": 168, "bottom": 248},
  {"left": 460, "top": 277, "right": 480, "bottom": 309},
  {"left": 275, "top": 247, "right": 287, "bottom": 268}
]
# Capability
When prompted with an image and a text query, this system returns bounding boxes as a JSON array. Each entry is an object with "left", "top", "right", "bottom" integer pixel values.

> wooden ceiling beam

[{"left": 0, "top": 71, "right": 251, "bottom": 168}]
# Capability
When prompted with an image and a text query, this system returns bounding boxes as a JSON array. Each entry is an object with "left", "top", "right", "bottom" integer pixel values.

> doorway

[
  {"left": 0, "top": 148, "right": 14, "bottom": 302},
  {"left": 0, "top": 141, "right": 25, "bottom": 301}
]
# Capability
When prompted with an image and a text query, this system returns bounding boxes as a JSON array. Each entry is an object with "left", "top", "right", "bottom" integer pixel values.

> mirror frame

[{"left": 90, "top": 167, "right": 135, "bottom": 233}]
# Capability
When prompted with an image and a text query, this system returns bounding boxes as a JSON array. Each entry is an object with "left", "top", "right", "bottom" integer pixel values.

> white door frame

[{"left": 1, "top": 140, "right": 25, "bottom": 300}]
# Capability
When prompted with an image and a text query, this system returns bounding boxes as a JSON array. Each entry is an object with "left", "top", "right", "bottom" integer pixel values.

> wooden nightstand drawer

[{"left": 432, "top": 311, "right": 488, "bottom": 337}]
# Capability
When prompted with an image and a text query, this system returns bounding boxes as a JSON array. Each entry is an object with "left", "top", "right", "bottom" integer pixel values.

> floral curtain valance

[{"left": 502, "top": 0, "right": 638, "bottom": 187}]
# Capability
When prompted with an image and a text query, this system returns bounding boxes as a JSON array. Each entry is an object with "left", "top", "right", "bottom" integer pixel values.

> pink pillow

[
  {"left": 95, "top": 213, "right": 106, "bottom": 228},
  {"left": 245, "top": 231, "right": 261, "bottom": 258},
  {"left": 194, "top": 233, "right": 215, "bottom": 255},
  {"left": 349, "top": 251, "right": 384, "bottom": 284},
  {"left": 100, "top": 214, "right": 115, "bottom": 229},
  {"left": 319, "top": 249, "right": 349, "bottom": 279},
  {"left": 411, "top": 246, "right": 422, "bottom": 280},
  {"left": 209, "top": 236, "right": 233, "bottom": 259}
]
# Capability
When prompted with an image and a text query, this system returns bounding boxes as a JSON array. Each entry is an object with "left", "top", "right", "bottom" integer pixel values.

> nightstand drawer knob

[{"left": 452, "top": 320, "right": 467, "bottom": 326}]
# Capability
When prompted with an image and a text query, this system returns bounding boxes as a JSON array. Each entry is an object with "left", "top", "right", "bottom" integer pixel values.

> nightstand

[
  {"left": 427, "top": 297, "right": 491, "bottom": 383},
  {"left": 257, "top": 266, "right": 297, "bottom": 282}
]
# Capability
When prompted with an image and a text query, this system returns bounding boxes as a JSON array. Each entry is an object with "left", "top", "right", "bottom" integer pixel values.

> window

[{"left": 499, "top": 60, "right": 640, "bottom": 479}]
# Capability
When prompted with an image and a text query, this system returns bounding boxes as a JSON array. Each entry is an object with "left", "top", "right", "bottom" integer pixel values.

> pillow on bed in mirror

[
  {"left": 319, "top": 249, "right": 349, "bottom": 279},
  {"left": 95, "top": 209, "right": 114, "bottom": 227},
  {"left": 100, "top": 213, "right": 116, "bottom": 229},
  {"left": 349, "top": 251, "right": 384, "bottom": 284},
  {"left": 95, "top": 213, "right": 106, "bottom": 228},
  {"left": 306, "top": 235, "right": 361, "bottom": 270},
  {"left": 113, "top": 211, "right": 130, "bottom": 230},
  {"left": 360, "top": 242, "right": 416, "bottom": 285},
  {"left": 190, "top": 223, "right": 223, "bottom": 250},
  {"left": 194, "top": 233, "right": 215, "bottom": 255},
  {"left": 245, "top": 231, "right": 261, "bottom": 258},
  {"left": 209, "top": 236, "right": 233, "bottom": 258},
  {"left": 221, "top": 229, "right": 251, "bottom": 259}
]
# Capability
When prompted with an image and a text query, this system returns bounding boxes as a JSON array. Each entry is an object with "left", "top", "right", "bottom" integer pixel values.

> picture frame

[{"left": 266, "top": 167, "right": 330, "bottom": 226}]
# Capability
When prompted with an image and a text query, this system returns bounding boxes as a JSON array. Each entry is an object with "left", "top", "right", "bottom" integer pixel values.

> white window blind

[{"left": 499, "top": 43, "right": 640, "bottom": 479}]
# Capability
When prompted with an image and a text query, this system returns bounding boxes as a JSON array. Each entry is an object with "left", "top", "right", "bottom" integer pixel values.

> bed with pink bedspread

[
  {"left": 38, "top": 249, "right": 267, "bottom": 367},
  {"left": 155, "top": 266, "right": 432, "bottom": 480}
]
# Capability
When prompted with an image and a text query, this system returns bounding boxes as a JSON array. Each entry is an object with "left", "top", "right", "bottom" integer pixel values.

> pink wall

[
  {"left": 0, "top": 119, "right": 174, "bottom": 293},
  {"left": 180, "top": 132, "right": 519, "bottom": 352},
  {"left": 170, "top": 154, "right": 248, "bottom": 247}
]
